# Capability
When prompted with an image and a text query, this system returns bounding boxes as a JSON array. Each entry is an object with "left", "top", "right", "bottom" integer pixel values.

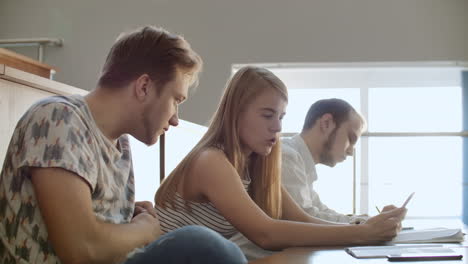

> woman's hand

[{"left": 362, "top": 207, "right": 407, "bottom": 243}]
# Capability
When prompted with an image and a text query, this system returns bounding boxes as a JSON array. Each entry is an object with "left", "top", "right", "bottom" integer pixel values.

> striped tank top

[{"left": 156, "top": 177, "right": 251, "bottom": 238}]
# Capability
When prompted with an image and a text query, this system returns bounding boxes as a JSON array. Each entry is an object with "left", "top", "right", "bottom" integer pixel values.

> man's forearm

[
  {"left": 303, "top": 206, "right": 353, "bottom": 223},
  {"left": 81, "top": 219, "right": 155, "bottom": 264},
  {"left": 303, "top": 212, "right": 345, "bottom": 225},
  {"left": 31, "top": 169, "right": 157, "bottom": 264}
]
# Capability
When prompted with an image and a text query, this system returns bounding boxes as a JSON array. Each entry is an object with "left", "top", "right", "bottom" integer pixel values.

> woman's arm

[{"left": 187, "top": 149, "right": 406, "bottom": 251}]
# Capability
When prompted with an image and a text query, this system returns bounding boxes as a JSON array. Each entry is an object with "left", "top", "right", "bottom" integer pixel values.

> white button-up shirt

[{"left": 281, "top": 134, "right": 366, "bottom": 223}]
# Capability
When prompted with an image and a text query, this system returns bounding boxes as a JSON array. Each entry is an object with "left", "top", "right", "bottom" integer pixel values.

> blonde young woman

[{"left": 155, "top": 66, "right": 406, "bottom": 250}]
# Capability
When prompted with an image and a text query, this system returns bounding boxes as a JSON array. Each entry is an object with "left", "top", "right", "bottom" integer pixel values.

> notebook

[
  {"left": 346, "top": 245, "right": 448, "bottom": 259},
  {"left": 391, "top": 228, "right": 464, "bottom": 244}
]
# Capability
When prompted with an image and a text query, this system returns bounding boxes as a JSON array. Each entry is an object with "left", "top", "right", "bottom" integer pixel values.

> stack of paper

[
  {"left": 346, "top": 227, "right": 465, "bottom": 259},
  {"left": 346, "top": 245, "right": 452, "bottom": 259},
  {"left": 391, "top": 228, "right": 464, "bottom": 244}
]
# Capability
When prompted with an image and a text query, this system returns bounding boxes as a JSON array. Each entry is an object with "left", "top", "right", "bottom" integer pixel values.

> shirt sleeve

[
  {"left": 15, "top": 101, "right": 98, "bottom": 190},
  {"left": 308, "top": 190, "right": 354, "bottom": 223}
]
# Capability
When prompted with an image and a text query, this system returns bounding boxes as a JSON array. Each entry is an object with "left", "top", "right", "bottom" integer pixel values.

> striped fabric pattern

[{"left": 156, "top": 178, "right": 250, "bottom": 238}]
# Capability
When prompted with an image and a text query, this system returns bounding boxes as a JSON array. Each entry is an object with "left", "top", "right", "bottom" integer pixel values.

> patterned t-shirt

[{"left": 0, "top": 95, "right": 135, "bottom": 264}]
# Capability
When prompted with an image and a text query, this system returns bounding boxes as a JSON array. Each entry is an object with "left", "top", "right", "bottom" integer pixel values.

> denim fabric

[{"left": 123, "top": 226, "right": 247, "bottom": 264}]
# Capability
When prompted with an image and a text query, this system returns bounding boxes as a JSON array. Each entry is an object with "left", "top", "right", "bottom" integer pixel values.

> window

[
  {"left": 368, "top": 86, "right": 462, "bottom": 217},
  {"left": 233, "top": 63, "right": 466, "bottom": 218},
  {"left": 130, "top": 120, "right": 207, "bottom": 201}
]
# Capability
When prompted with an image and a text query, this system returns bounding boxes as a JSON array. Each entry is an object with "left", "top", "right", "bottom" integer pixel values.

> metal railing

[{"left": 0, "top": 38, "right": 63, "bottom": 63}]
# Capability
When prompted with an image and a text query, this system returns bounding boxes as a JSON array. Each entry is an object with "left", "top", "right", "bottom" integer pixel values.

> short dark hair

[
  {"left": 302, "top": 98, "right": 360, "bottom": 131},
  {"left": 98, "top": 26, "right": 202, "bottom": 91}
]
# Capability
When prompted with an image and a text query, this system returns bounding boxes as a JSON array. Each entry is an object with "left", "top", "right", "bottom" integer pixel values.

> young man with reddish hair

[{"left": 0, "top": 26, "right": 246, "bottom": 264}]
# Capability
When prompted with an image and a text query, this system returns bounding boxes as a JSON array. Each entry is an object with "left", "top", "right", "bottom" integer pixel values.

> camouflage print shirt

[{"left": 0, "top": 95, "right": 135, "bottom": 264}]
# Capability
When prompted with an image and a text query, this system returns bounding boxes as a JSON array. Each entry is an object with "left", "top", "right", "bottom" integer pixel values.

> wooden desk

[{"left": 251, "top": 218, "right": 467, "bottom": 264}]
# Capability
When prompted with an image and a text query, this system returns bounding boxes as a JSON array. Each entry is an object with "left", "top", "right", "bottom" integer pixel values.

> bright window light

[
  {"left": 130, "top": 120, "right": 207, "bottom": 201},
  {"left": 369, "top": 87, "right": 462, "bottom": 132},
  {"left": 246, "top": 63, "right": 465, "bottom": 218}
]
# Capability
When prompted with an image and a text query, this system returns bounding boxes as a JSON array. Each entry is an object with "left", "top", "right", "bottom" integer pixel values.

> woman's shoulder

[
  {"left": 190, "top": 147, "right": 243, "bottom": 193},
  {"left": 196, "top": 147, "right": 229, "bottom": 165},
  {"left": 189, "top": 147, "right": 239, "bottom": 178}
]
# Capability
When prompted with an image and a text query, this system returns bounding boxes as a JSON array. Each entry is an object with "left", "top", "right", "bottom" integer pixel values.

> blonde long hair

[{"left": 155, "top": 66, "right": 288, "bottom": 219}]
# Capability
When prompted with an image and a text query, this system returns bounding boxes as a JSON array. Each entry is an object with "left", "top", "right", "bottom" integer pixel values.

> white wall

[{"left": 1, "top": 0, "right": 467, "bottom": 125}]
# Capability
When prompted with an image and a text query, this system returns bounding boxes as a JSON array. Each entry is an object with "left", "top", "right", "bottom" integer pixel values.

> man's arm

[
  {"left": 307, "top": 190, "right": 356, "bottom": 223},
  {"left": 31, "top": 167, "right": 161, "bottom": 264},
  {"left": 281, "top": 187, "right": 342, "bottom": 225},
  {"left": 281, "top": 152, "right": 313, "bottom": 210}
]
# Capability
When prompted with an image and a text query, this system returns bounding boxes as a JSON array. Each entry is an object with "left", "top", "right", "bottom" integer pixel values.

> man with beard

[{"left": 281, "top": 98, "right": 369, "bottom": 224}]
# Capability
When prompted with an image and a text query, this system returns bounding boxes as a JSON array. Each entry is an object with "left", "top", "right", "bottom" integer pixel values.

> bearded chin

[
  {"left": 320, "top": 149, "right": 334, "bottom": 167},
  {"left": 141, "top": 111, "right": 156, "bottom": 146},
  {"left": 320, "top": 129, "right": 337, "bottom": 167}
]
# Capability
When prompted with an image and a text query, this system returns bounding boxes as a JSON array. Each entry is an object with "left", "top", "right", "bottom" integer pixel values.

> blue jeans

[{"left": 123, "top": 226, "right": 247, "bottom": 264}]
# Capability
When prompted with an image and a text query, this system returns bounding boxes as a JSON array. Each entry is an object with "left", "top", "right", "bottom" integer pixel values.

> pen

[
  {"left": 375, "top": 206, "right": 381, "bottom": 213},
  {"left": 402, "top": 192, "right": 415, "bottom": 208}
]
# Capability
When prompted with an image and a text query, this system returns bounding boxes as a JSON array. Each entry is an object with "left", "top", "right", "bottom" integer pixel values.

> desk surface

[{"left": 250, "top": 218, "right": 467, "bottom": 264}]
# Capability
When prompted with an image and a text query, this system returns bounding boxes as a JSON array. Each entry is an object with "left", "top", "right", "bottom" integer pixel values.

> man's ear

[
  {"left": 319, "top": 113, "right": 336, "bottom": 134},
  {"left": 134, "top": 74, "right": 151, "bottom": 101}
]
